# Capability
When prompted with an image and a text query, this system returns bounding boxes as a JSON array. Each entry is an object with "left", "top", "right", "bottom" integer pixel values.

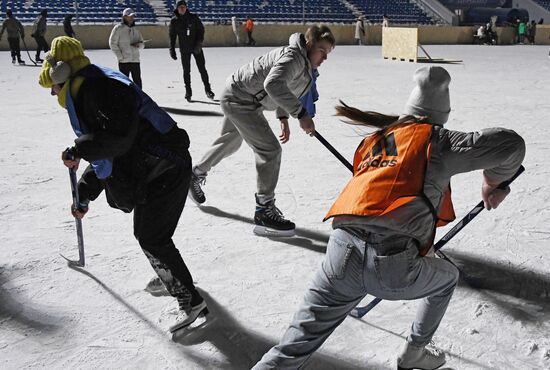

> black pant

[
  {"left": 247, "top": 30, "right": 256, "bottom": 46},
  {"left": 119, "top": 62, "right": 142, "bottom": 88},
  {"left": 33, "top": 35, "right": 49, "bottom": 58},
  {"left": 8, "top": 37, "right": 22, "bottom": 61},
  {"left": 180, "top": 51, "right": 211, "bottom": 93},
  {"left": 134, "top": 152, "right": 203, "bottom": 309}
]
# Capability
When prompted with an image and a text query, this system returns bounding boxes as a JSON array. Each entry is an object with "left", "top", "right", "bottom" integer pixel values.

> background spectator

[
  {"left": 355, "top": 16, "right": 365, "bottom": 45},
  {"left": 63, "top": 14, "right": 76, "bottom": 38},
  {"left": 231, "top": 16, "right": 240, "bottom": 45},
  {"left": 109, "top": 8, "right": 144, "bottom": 88},
  {"left": 245, "top": 16, "right": 256, "bottom": 46},
  {"left": 169, "top": 0, "right": 215, "bottom": 101},
  {"left": 0, "top": 10, "right": 25, "bottom": 64},
  {"left": 31, "top": 9, "right": 49, "bottom": 62}
]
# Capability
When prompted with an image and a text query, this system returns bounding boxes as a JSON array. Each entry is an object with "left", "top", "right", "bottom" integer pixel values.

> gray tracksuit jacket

[
  {"left": 228, "top": 32, "right": 312, "bottom": 118},
  {"left": 333, "top": 124, "right": 526, "bottom": 248}
]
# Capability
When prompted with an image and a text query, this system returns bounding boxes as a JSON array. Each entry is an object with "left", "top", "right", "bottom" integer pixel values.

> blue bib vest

[{"left": 66, "top": 64, "right": 177, "bottom": 179}]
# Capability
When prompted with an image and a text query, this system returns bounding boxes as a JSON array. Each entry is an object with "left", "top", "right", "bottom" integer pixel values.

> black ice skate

[
  {"left": 205, "top": 89, "right": 215, "bottom": 100},
  {"left": 188, "top": 169, "right": 206, "bottom": 204},
  {"left": 18, "top": 59, "right": 25, "bottom": 65},
  {"left": 185, "top": 87, "right": 192, "bottom": 102},
  {"left": 169, "top": 300, "right": 209, "bottom": 333},
  {"left": 253, "top": 197, "right": 295, "bottom": 237}
]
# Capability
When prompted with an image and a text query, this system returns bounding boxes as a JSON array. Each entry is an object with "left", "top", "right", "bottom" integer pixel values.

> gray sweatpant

[
  {"left": 195, "top": 85, "right": 282, "bottom": 200},
  {"left": 253, "top": 228, "right": 459, "bottom": 369}
]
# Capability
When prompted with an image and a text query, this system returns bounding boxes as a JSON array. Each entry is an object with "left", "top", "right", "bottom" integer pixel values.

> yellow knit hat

[{"left": 39, "top": 36, "right": 91, "bottom": 88}]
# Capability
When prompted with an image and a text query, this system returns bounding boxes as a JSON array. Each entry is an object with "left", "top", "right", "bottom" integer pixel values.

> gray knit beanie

[{"left": 403, "top": 66, "right": 451, "bottom": 125}]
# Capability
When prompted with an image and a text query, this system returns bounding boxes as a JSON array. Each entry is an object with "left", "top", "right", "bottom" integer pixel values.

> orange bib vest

[{"left": 324, "top": 121, "right": 455, "bottom": 255}]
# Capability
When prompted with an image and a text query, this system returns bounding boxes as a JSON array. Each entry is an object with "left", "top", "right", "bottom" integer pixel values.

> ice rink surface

[{"left": 0, "top": 43, "right": 549, "bottom": 369}]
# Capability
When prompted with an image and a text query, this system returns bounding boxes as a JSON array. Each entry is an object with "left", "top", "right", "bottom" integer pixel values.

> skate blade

[
  {"left": 169, "top": 308, "right": 209, "bottom": 334},
  {"left": 253, "top": 225, "right": 295, "bottom": 237}
]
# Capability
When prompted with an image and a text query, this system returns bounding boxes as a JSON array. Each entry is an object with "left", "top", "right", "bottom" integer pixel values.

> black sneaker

[
  {"left": 253, "top": 196, "right": 295, "bottom": 237},
  {"left": 188, "top": 169, "right": 206, "bottom": 204},
  {"left": 205, "top": 89, "right": 215, "bottom": 100}
]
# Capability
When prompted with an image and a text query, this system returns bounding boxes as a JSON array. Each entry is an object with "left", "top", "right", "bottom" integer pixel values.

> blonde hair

[{"left": 305, "top": 25, "right": 336, "bottom": 48}]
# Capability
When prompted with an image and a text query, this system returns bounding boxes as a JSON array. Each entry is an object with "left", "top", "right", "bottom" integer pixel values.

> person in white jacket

[
  {"left": 109, "top": 8, "right": 144, "bottom": 87},
  {"left": 231, "top": 16, "right": 240, "bottom": 45}
]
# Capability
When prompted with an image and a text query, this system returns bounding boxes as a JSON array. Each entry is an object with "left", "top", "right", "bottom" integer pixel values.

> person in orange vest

[
  {"left": 253, "top": 66, "right": 525, "bottom": 370},
  {"left": 245, "top": 16, "right": 256, "bottom": 46}
]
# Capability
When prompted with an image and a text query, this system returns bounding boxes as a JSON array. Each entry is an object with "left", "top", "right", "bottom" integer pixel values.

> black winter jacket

[
  {"left": 169, "top": 10, "right": 204, "bottom": 53},
  {"left": 72, "top": 77, "right": 190, "bottom": 212}
]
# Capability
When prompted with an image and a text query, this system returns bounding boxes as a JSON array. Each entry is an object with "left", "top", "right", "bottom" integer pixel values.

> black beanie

[{"left": 176, "top": 0, "right": 187, "bottom": 6}]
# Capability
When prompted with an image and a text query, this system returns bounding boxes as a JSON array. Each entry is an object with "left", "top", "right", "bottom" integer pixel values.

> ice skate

[
  {"left": 205, "top": 88, "right": 215, "bottom": 100},
  {"left": 169, "top": 300, "right": 209, "bottom": 333},
  {"left": 397, "top": 341, "right": 446, "bottom": 370},
  {"left": 188, "top": 168, "right": 206, "bottom": 205},
  {"left": 253, "top": 196, "right": 295, "bottom": 237},
  {"left": 185, "top": 87, "right": 192, "bottom": 102}
]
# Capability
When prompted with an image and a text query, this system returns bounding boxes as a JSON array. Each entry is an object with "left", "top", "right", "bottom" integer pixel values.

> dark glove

[
  {"left": 71, "top": 199, "right": 89, "bottom": 219},
  {"left": 62, "top": 147, "right": 80, "bottom": 170},
  {"left": 193, "top": 43, "right": 203, "bottom": 54},
  {"left": 169, "top": 48, "right": 177, "bottom": 60}
]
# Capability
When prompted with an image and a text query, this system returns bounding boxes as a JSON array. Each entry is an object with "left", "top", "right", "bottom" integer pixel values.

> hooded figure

[
  {"left": 39, "top": 36, "right": 208, "bottom": 334},
  {"left": 252, "top": 66, "right": 525, "bottom": 370}
]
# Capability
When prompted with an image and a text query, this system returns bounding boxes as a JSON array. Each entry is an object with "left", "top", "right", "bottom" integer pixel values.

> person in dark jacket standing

[
  {"left": 63, "top": 14, "right": 76, "bottom": 38},
  {"left": 169, "top": 0, "right": 214, "bottom": 102},
  {"left": 31, "top": 9, "right": 49, "bottom": 62},
  {"left": 38, "top": 36, "right": 208, "bottom": 333},
  {"left": 0, "top": 10, "right": 25, "bottom": 64}
]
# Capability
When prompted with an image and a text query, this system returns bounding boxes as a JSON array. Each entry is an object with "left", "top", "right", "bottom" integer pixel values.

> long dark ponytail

[{"left": 335, "top": 100, "right": 400, "bottom": 129}]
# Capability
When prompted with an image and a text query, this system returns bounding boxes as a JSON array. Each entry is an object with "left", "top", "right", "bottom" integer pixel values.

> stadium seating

[
  {"left": 531, "top": 0, "right": 550, "bottom": 12},
  {"left": 0, "top": 0, "right": 434, "bottom": 25}
]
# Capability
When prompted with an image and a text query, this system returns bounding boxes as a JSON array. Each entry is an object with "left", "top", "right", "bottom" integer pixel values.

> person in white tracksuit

[
  {"left": 188, "top": 25, "right": 336, "bottom": 237},
  {"left": 231, "top": 16, "right": 240, "bottom": 45},
  {"left": 109, "top": 8, "right": 145, "bottom": 87}
]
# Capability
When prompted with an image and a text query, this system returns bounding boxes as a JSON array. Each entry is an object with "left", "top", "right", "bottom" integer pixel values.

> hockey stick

[
  {"left": 314, "top": 131, "right": 354, "bottom": 173},
  {"left": 20, "top": 32, "right": 38, "bottom": 66},
  {"left": 64, "top": 164, "right": 85, "bottom": 267},
  {"left": 349, "top": 165, "right": 525, "bottom": 318}
]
